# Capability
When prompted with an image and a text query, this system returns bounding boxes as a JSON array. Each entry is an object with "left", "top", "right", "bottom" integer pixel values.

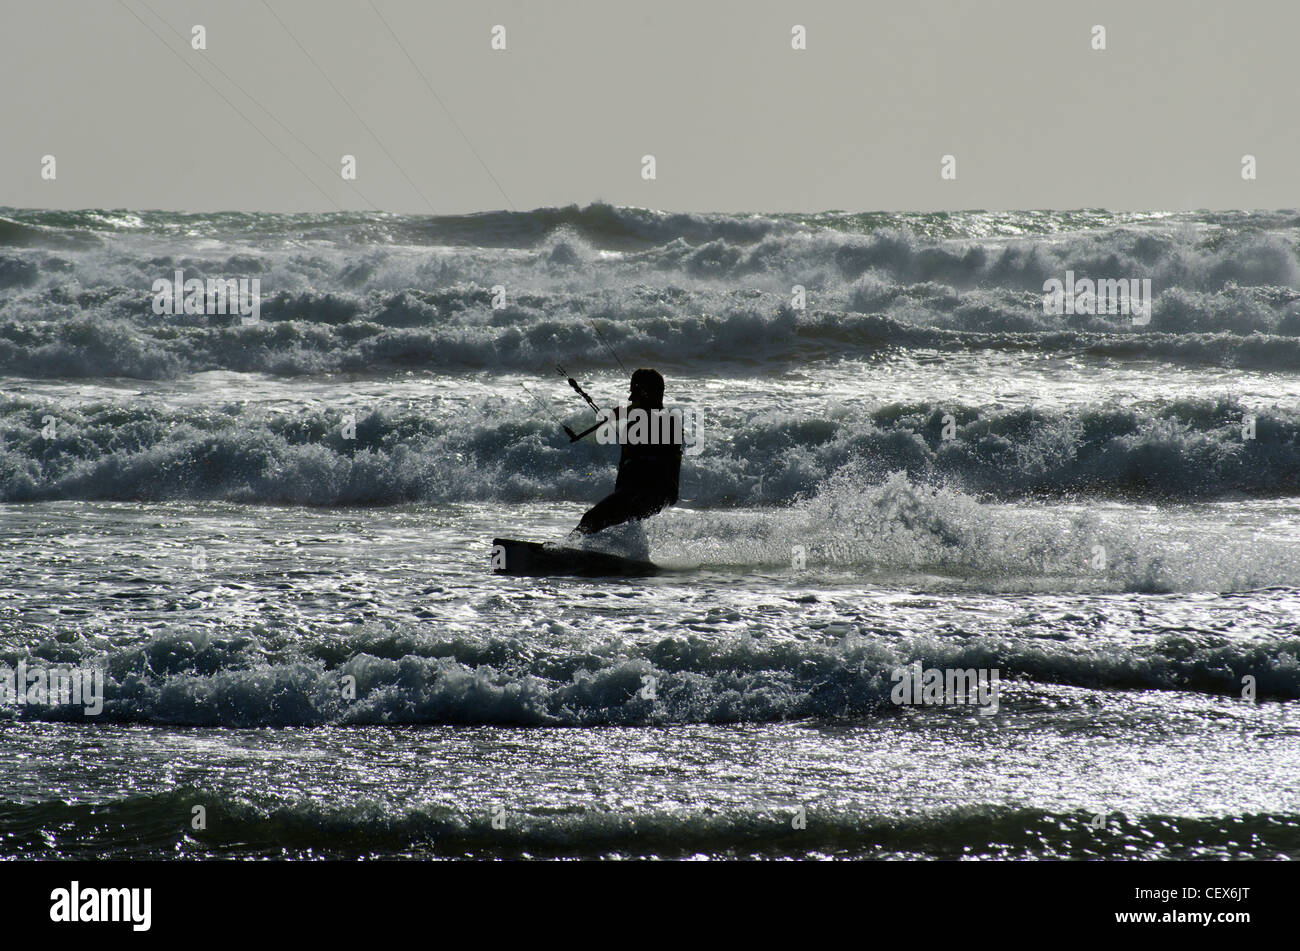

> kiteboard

[{"left": 491, "top": 537, "right": 660, "bottom": 577}]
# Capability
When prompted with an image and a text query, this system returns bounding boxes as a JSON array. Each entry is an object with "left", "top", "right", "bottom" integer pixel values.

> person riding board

[{"left": 572, "top": 368, "right": 682, "bottom": 536}]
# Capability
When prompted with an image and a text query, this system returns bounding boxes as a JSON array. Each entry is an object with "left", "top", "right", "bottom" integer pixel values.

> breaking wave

[
  {"left": 2, "top": 396, "right": 1296, "bottom": 504},
  {"left": 4, "top": 609, "right": 1298, "bottom": 729}
]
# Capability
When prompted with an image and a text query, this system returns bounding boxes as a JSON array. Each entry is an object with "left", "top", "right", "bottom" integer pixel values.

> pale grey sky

[{"left": 2, "top": 0, "right": 1295, "bottom": 213}]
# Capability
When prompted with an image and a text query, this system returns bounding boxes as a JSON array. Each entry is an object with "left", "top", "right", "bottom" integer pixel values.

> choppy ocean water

[{"left": 0, "top": 204, "right": 1297, "bottom": 859}]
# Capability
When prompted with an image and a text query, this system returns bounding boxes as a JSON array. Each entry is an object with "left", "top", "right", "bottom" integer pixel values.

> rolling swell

[{"left": 3, "top": 790, "right": 1296, "bottom": 858}]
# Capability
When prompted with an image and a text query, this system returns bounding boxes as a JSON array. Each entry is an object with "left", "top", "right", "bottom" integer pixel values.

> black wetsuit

[{"left": 576, "top": 405, "right": 683, "bottom": 535}]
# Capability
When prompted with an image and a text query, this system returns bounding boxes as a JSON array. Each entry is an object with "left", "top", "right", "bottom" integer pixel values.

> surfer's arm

[
  {"left": 567, "top": 406, "right": 620, "bottom": 443},
  {"left": 568, "top": 419, "right": 603, "bottom": 442}
]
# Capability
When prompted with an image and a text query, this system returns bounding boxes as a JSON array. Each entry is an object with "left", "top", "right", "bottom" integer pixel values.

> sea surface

[{"left": 1, "top": 205, "right": 1298, "bottom": 859}]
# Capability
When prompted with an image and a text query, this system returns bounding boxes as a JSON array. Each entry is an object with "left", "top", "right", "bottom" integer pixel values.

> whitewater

[{"left": 1, "top": 204, "right": 1297, "bottom": 859}]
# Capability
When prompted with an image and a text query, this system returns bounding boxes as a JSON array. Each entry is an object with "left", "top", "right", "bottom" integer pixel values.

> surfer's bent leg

[{"left": 576, "top": 489, "right": 669, "bottom": 535}]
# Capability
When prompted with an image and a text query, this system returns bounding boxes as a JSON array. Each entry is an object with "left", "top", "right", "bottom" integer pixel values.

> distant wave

[
  {"left": 0, "top": 204, "right": 795, "bottom": 251},
  {"left": 2, "top": 396, "right": 1295, "bottom": 505},
  {"left": 2, "top": 205, "right": 1300, "bottom": 378},
  {"left": 3, "top": 203, "right": 1298, "bottom": 248}
]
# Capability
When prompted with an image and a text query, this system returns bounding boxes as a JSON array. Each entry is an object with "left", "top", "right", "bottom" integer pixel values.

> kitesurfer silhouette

[{"left": 572, "top": 368, "right": 682, "bottom": 536}]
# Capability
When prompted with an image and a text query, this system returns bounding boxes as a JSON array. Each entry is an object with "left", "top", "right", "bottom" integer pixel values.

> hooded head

[{"left": 629, "top": 368, "right": 665, "bottom": 409}]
